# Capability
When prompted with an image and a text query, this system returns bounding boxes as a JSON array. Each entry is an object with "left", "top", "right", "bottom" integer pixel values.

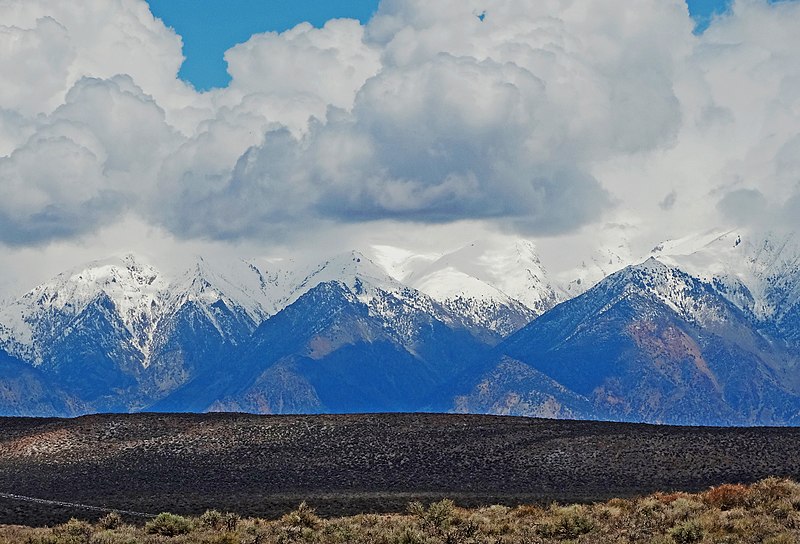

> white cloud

[
  {"left": 225, "top": 19, "right": 381, "bottom": 112},
  {"left": 0, "top": 125, "right": 118, "bottom": 244},
  {"left": 55, "top": 76, "right": 181, "bottom": 174},
  {"left": 0, "top": 74, "right": 181, "bottom": 245},
  {"left": 0, "top": 0, "right": 189, "bottom": 115},
  {"left": 0, "top": 16, "right": 74, "bottom": 116},
  {"left": 0, "top": 0, "right": 799, "bottom": 274}
]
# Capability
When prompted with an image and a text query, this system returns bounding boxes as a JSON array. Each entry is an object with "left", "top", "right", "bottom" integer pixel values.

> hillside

[{"left": 0, "top": 413, "right": 799, "bottom": 526}]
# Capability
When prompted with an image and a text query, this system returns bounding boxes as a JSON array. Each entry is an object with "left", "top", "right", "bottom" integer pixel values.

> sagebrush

[{"left": 4, "top": 478, "right": 800, "bottom": 543}]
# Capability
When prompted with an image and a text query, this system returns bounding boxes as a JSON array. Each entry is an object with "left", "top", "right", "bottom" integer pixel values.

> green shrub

[
  {"left": 750, "top": 478, "right": 800, "bottom": 508},
  {"left": 395, "top": 527, "right": 428, "bottom": 544},
  {"left": 409, "top": 499, "right": 456, "bottom": 534},
  {"left": 96, "top": 512, "right": 123, "bottom": 530},
  {"left": 669, "top": 520, "right": 704, "bottom": 544},
  {"left": 53, "top": 518, "right": 93, "bottom": 542},
  {"left": 281, "top": 501, "right": 321, "bottom": 529},
  {"left": 145, "top": 512, "right": 192, "bottom": 536},
  {"left": 537, "top": 506, "right": 594, "bottom": 540},
  {"left": 88, "top": 530, "right": 139, "bottom": 544},
  {"left": 200, "top": 509, "right": 224, "bottom": 530},
  {"left": 223, "top": 511, "right": 241, "bottom": 531}
]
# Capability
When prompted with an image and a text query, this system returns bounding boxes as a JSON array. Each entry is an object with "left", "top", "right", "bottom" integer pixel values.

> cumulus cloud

[
  {"left": 0, "top": 125, "right": 117, "bottom": 244},
  {"left": 0, "top": 0, "right": 189, "bottom": 114},
  {"left": 156, "top": 0, "right": 693, "bottom": 239},
  {"left": 225, "top": 19, "right": 381, "bottom": 112},
  {"left": 0, "top": 75, "right": 180, "bottom": 245},
  {"left": 0, "top": 16, "right": 74, "bottom": 116},
  {"left": 158, "top": 51, "right": 614, "bottom": 239},
  {"left": 1, "top": 0, "right": 800, "bottom": 252}
]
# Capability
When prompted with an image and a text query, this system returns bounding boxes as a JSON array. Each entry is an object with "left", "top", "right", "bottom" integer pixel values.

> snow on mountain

[
  {"left": 651, "top": 229, "right": 800, "bottom": 323},
  {"left": 601, "top": 257, "right": 737, "bottom": 327},
  {"left": 554, "top": 242, "right": 635, "bottom": 299},
  {"left": 167, "top": 256, "right": 292, "bottom": 327},
  {"left": 0, "top": 254, "right": 168, "bottom": 365},
  {"left": 410, "top": 239, "right": 557, "bottom": 313},
  {"left": 364, "top": 238, "right": 557, "bottom": 336},
  {"left": 282, "top": 250, "right": 476, "bottom": 345},
  {"left": 367, "top": 244, "right": 439, "bottom": 282},
  {"left": 285, "top": 250, "right": 404, "bottom": 306},
  {"left": 0, "top": 254, "right": 298, "bottom": 370},
  {"left": 3, "top": 232, "right": 800, "bottom": 421},
  {"left": 496, "top": 255, "right": 800, "bottom": 426}
]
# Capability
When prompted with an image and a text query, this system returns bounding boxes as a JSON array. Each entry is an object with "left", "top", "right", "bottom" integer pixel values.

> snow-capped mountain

[
  {"left": 367, "top": 238, "right": 557, "bottom": 337},
  {"left": 169, "top": 257, "right": 295, "bottom": 325},
  {"left": 0, "top": 253, "right": 300, "bottom": 411},
  {"left": 151, "top": 252, "right": 493, "bottom": 414},
  {"left": 493, "top": 258, "right": 800, "bottom": 425},
  {"left": 2, "top": 230, "right": 800, "bottom": 424},
  {"left": 554, "top": 241, "right": 635, "bottom": 299},
  {"left": 652, "top": 229, "right": 800, "bottom": 333},
  {"left": 0, "top": 248, "right": 506, "bottom": 414},
  {"left": 408, "top": 239, "right": 557, "bottom": 313},
  {"left": 0, "top": 254, "right": 168, "bottom": 367}
]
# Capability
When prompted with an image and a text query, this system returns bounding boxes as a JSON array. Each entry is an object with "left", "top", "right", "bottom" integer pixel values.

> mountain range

[{"left": 1, "top": 230, "right": 800, "bottom": 426}]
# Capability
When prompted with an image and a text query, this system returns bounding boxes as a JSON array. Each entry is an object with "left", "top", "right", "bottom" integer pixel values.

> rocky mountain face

[
  {"left": 491, "top": 258, "right": 800, "bottom": 425},
  {"left": 0, "top": 254, "right": 290, "bottom": 413},
  {"left": 152, "top": 253, "right": 491, "bottom": 413},
  {"left": 0, "top": 247, "right": 524, "bottom": 416},
  {"left": 1, "top": 231, "right": 800, "bottom": 425},
  {"left": 0, "top": 348, "right": 84, "bottom": 417}
]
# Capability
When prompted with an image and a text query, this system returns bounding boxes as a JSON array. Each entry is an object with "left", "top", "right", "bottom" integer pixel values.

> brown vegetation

[
  {"left": 1, "top": 413, "right": 800, "bottom": 526},
  {"left": 1, "top": 478, "right": 799, "bottom": 543}
]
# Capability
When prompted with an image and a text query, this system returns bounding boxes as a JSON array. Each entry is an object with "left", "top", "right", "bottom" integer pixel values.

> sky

[
  {"left": 146, "top": 0, "right": 735, "bottom": 90},
  {"left": 0, "top": 0, "right": 799, "bottom": 295},
  {"left": 146, "top": 0, "right": 382, "bottom": 90}
]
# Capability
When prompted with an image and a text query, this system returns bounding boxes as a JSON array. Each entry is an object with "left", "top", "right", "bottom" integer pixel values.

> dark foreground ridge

[{"left": 0, "top": 413, "right": 799, "bottom": 526}]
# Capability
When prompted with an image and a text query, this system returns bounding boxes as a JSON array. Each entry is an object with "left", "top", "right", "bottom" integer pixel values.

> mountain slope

[
  {"left": 654, "top": 229, "right": 800, "bottom": 342},
  {"left": 0, "top": 255, "right": 294, "bottom": 412},
  {"left": 453, "top": 356, "right": 597, "bottom": 419},
  {"left": 0, "top": 348, "right": 85, "bottom": 417},
  {"left": 0, "top": 254, "right": 166, "bottom": 367},
  {"left": 3, "top": 237, "right": 800, "bottom": 424},
  {"left": 491, "top": 258, "right": 800, "bottom": 425},
  {"left": 155, "top": 270, "right": 491, "bottom": 414}
]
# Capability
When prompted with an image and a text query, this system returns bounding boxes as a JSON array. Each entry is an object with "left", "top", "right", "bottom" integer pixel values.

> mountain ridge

[{"left": 1, "top": 230, "right": 800, "bottom": 424}]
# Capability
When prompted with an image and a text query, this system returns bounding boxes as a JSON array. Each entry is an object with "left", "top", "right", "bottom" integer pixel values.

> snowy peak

[
  {"left": 287, "top": 250, "right": 406, "bottom": 306},
  {"left": 555, "top": 243, "right": 634, "bottom": 299},
  {"left": 0, "top": 254, "right": 168, "bottom": 359},
  {"left": 366, "top": 245, "right": 439, "bottom": 281},
  {"left": 364, "top": 238, "right": 554, "bottom": 337},
  {"left": 652, "top": 229, "right": 800, "bottom": 321},
  {"left": 597, "top": 257, "right": 734, "bottom": 326},
  {"left": 22, "top": 253, "right": 165, "bottom": 316},
  {"left": 402, "top": 238, "right": 558, "bottom": 315},
  {"left": 171, "top": 257, "right": 285, "bottom": 323}
]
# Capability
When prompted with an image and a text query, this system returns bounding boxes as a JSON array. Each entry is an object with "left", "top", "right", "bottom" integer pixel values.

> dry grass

[{"left": 2, "top": 478, "right": 799, "bottom": 543}]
